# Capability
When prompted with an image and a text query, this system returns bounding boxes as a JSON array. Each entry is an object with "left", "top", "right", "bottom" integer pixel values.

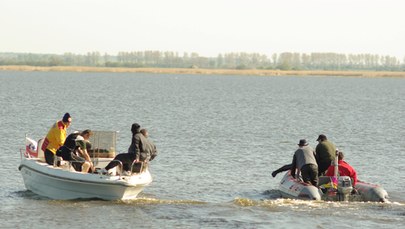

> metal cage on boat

[{"left": 88, "top": 131, "right": 118, "bottom": 158}]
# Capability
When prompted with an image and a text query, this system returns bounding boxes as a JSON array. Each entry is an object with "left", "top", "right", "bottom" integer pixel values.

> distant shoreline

[{"left": 1, "top": 65, "right": 405, "bottom": 78}]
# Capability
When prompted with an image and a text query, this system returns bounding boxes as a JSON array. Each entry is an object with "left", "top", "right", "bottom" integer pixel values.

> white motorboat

[{"left": 19, "top": 131, "right": 152, "bottom": 200}]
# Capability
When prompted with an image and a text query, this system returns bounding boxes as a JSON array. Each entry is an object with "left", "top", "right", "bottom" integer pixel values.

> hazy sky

[{"left": 1, "top": 0, "right": 404, "bottom": 58}]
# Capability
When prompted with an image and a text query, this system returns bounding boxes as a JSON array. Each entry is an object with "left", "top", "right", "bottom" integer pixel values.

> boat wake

[
  {"left": 14, "top": 190, "right": 48, "bottom": 200},
  {"left": 15, "top": 189, "right": 207, "bottom": 205},
  {"left": 233, "top": 195, "right": 403, "bottom": 209},
  {"left": 262, "top": 189, "right": 282, "bottom": 199},
  {"left": 119, "top": 198, "right": 207, "bottom": 205},
  {"left": 232, "top": 188, "right": 404, "bottom": 210},
  {"left": 234, "top": 197, "right": 323, "bottom": 208}
]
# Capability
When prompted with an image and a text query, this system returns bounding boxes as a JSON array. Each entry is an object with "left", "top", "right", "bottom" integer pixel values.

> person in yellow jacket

[{"left": 41, "top": 113, "right": 72, "bottom": 165}]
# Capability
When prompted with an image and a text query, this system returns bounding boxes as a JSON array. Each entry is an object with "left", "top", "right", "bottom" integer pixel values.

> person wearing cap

[
  {"left": 325, "top": 151, "right": 357, "bottom": 186},
  {"left": 102, "top": 123, "right": 149, "bottom": 175},
  {"left": 41, "top": 113, "right": 72, "bottom": 165},
  {"left": 290, "top": 139, "right": 318, "bottom": 186},
  {"left": 315, "top": 134, "right": 336, "bottom": 176}
]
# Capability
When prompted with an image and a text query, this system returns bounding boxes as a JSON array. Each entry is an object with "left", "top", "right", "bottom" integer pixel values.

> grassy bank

[{"left": 1, "top": 65, "right": 405, "bottom": 78}]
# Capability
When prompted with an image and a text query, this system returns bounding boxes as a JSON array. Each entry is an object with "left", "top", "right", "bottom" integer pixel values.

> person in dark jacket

[
  {"left": 291, "top": 139, "right": 318, "bottom": 186},
  {"left": 128, "top": 125, "right": 149, "bottom": 163},
  {"left": 103, "top": 123, "right": 148, "bottom": 174},
  {"left": 56, "top": 131, "right": 80, "bottom": 159},
  {"left": 56, "top": 131, "right": 80, "bottom": 169},
  {"left": 140, "top": 129, "right": 158, "bottom": 161},
  {"left": 315, "top": 134, "right": 336, "bottom": 176}
]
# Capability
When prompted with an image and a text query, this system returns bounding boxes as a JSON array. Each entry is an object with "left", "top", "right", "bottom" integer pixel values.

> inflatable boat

[{"left": 278, "top": 171, "right": 388, "bottom": 202}]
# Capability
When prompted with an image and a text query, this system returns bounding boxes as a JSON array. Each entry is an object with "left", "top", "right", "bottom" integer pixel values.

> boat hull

[
  {"left": 355, "top": 181, "right": 388, "bottom": 202},
  {"left": 19, "top": 158, "right": 152, "bottom": 200},
  {"left": 278, "top": 172, "right": 388, "bottom": 202},
  {"left": 278, "top": 171, "right": 322, "bottom": 200}
]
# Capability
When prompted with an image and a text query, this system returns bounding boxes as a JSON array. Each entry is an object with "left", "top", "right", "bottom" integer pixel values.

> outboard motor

[{"left": 337, "top": 176, "right": 353, "bottom": 201}]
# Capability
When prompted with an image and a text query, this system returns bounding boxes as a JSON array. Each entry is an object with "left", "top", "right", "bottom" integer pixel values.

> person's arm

[
  {"left": 134, "top": 134, "right": 141, "bottom": 161},
  {"left": 82, "top": 148, "right": 94, "bottom": 170},
  {"left": 55, "top": 123, "right": 66, "bottom": 148},
  {"left": 315, "top": 145, "right": 321, "bottom": 162},
  {"left": 81, "top": 148, "right": 91, "bottom": 162},
  {"left": 76, "top": 141, "right": 89, "bottom": 160},
  {"left": 76, "top": 142, "right": 94, "bottom": 170},
  {"left": 150, "top": 143, "right": 157, "bottom": 161},
  {"left": 351, "top": 167, "right": 358, "bottom": 186}
]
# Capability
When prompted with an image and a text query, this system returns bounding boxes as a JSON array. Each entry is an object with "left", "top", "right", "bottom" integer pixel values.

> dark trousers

[
  {"left": 105, "top": 153, "right": 136, "bottom": 171},
  {"left": 44, "top": 149, "right": 55, "bottom": 165},
  {"left": 301, "top": 164, "right": 319, "bottom": 186},
  {"left": 318, "top": 160, "right": 332, "bottom": 176},
  {"left": 57, "top": 146, "right": 85, "bottom": 171}
]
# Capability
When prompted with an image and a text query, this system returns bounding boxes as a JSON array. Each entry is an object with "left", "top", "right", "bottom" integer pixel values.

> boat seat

[{"left": 53, "top": 156, "right": 78, "bottom": 172}]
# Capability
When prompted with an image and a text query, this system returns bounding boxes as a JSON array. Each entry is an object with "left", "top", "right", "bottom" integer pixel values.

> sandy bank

[{"left": 1, "top": 65, "right": 404, "bottom": 78}]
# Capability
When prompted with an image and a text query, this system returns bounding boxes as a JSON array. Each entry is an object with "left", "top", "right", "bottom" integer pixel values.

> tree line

[{"left": 1, "top": 51, "right": 404, "bottom": 71}]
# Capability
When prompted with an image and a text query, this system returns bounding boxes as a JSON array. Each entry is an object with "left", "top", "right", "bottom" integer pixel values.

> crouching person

[
  {"left": 74, "top": 130, "right": 94, "bottom": 173},
  {"left": 57, "top": 129, "right": 94, "bottom": 173}
]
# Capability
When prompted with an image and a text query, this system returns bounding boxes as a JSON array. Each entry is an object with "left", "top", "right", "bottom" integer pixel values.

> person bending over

[{"left": 291, "top": 139, "right": 319, "bottom": 186}]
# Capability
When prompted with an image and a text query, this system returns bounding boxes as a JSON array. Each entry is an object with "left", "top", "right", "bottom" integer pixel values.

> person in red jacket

[{"left": 326, "top": 151, "right": 357, "bottom": 186}]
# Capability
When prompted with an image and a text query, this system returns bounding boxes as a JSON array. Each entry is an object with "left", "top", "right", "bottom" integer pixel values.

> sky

[{"left": 1, "top": 0, "right": 404, "bottom": 58}]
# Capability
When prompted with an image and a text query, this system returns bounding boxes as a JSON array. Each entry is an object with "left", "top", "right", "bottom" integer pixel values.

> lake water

[{"left": 0, "top": 71, "right": 404, "bottom": 228}]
